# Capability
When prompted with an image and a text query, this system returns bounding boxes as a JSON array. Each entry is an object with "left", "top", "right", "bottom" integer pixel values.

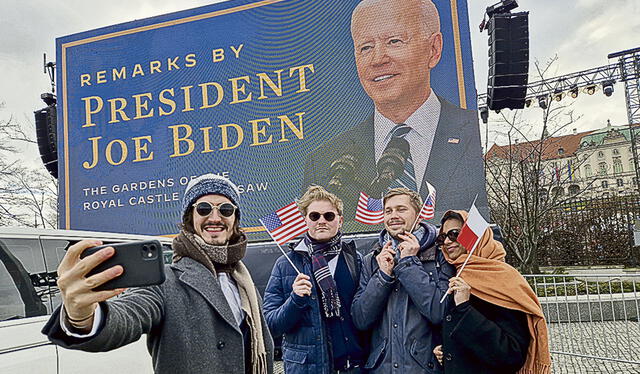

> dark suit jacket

[{"left": 303, "top": 97, "right": 489, "bottom": 227}]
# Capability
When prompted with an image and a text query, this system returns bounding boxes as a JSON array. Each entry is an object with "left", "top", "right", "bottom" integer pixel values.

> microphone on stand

[
  {"left": 368, "top": 137, "right": 410, "bottom": 197},
  {"left": 326, "top": 152, "right": 361, "bottom": 195}
]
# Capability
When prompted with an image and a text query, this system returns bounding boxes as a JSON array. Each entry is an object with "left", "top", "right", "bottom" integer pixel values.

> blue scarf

[{"left": 379, "top": 222, "right": 437, "bottom": 261}]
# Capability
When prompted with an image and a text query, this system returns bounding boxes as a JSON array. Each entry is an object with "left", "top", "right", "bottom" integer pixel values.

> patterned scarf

[{"left": 304, "top": 232, "right": 343, "bottom": 318}]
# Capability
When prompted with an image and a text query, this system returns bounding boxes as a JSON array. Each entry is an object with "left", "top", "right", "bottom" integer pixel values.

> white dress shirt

[{"left": 373, "top": 93, "right": 441, "bottom": 189}]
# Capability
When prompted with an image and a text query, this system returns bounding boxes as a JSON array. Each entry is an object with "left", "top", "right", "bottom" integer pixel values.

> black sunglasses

[
  {"left": 308, "top": 211, "right": 337, "bottom": 222},
  {"left": 436, "top": 229, "right": 460, "bottom": 245},
  {"left": 192, "top": 202, "right": 237, "bottom": 218}
]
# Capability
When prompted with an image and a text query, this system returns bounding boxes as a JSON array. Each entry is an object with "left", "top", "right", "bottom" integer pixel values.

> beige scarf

[
  {"left": 172, "top": 231, "right": 267, "bottom": 374},
  {"left": 234, "top": 261, "right": 268, "bottom": 374}
]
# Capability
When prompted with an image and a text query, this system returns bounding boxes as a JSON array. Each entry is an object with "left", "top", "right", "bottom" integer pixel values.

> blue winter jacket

[
  {"left": 263, "top": 238, "right": 364, "bottom": 374},
  {"left": 351, "top": 222, "right": 455, "bottom": 374}
]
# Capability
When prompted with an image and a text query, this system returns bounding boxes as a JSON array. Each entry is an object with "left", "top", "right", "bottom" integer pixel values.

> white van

[{"left": 0, "top": 228, "right": 173, "bottom": 374}]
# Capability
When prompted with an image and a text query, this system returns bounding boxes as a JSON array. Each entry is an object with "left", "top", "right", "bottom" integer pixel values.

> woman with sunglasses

[{"left": 433, "top": 210, "right": 551, "bottom": 374}]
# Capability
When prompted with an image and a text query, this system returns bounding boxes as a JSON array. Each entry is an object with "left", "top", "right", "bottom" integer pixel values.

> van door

[{"left": 0, "top": 237, "right": 56, "bottom": 374}]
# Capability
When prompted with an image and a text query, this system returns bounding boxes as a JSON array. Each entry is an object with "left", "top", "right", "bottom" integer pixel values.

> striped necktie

[{"left": 387, "top": 124, "right": 417, "bottom": 191}]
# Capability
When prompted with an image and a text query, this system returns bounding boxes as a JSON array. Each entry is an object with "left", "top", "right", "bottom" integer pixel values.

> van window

[
  {"left": 40, "top": 238, "right": 76, "bottom": 312},
  {"left": 0, "top": 238, "right": 48, "bottom": 321}
]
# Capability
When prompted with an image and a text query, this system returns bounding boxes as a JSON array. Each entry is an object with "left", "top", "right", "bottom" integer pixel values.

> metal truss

[{"left": 479, "top": 46, "right": 640, "bottom": 193}]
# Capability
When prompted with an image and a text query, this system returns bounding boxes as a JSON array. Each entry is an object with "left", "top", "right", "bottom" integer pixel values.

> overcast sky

[{"left": 1, "top": 0, "right": 638, "bottom": 159}]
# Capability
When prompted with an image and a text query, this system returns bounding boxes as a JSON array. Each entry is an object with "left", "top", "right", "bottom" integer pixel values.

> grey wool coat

[{"left": 42, "top": 257, "right": 274, "bottom": 374}]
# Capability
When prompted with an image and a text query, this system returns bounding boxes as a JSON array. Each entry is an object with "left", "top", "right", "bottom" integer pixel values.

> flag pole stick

[
  {"left": 439, "top": 239, "right": 480, "bottom": 303},
  {"left": 439, "top": 194, "right": 482, "bottom": 304},
  {"left": 259, "top": 219, "right": 301, "bottom": 275},
  {"left": 409, "top": 205, "right": 424, "bottom": 233}
]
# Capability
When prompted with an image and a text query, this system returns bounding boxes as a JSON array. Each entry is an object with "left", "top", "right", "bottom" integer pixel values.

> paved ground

[
  {"left": 274, "top": 321, "right": 640, "bottom": 374},
  {"left": 549, "top": 320, "right": 640, "bottom": 373}
]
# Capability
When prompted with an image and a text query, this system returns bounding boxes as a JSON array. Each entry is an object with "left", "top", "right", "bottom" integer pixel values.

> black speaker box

[
  {"left": 487, "top": 11, "right": 530, "bottom": 111},
  {"left": 34, "top": 105, "right": 58, "bottom": 178}
]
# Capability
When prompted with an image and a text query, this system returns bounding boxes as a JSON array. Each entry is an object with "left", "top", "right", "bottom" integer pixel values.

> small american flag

[
  {"left": 419, "top": 182, "right": 436, "bottom": 220},
  {"left": 355, "top": 192, "right": 384, "bottom": 225},
  {"left": 260, "top": 202, "right": 308, "bottom": 245}
]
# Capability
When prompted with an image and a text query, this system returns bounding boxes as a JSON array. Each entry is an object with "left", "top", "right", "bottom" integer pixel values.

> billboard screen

[{"left": 57, "top": 0, "right": 488, "bottom": 238}]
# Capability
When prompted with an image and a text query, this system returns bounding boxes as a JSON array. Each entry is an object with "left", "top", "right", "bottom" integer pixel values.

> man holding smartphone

[
  {"left": 42, "top": 174, "right": 273, "bottom": 374},
  {"left": 263, "top": 185, "right": 367, "bottom": 373},
  {"left": 351, "top": 188, "right": 454, "bottom": 373}
]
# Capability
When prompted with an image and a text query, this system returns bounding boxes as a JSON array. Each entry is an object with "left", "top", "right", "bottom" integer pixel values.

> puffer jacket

[
  {"left": 351, "top": 222, "right": 455, "bottom": 374},
  {"left": 263, "top": 238, "right": 364, "bottom": 374}
]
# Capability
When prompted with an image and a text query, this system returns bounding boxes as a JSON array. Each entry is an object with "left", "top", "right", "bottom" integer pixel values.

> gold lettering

[
  {"left": 132, "top": 136, "right": 154, "bottom": 162},
  {"left": 181, "top": 86, "right": 194, "bottom": 112},
  {"left": 250, "top": 118, "right": 272, "bottom": 146},
  {"left": 257, "top": 70, "right": 283, "bottom": 99},
  {"left": 289, "top": 64, "right": 315, "bottom": 93},
  {"left": 112, "top": 66, "right": 126, "bottom": 81},
  {"left": 229, "top": 76, "right": 252, "bottom": 104},
  {"left": 230, "top": 44, "right": 244, "bottom": 59},
  {"left": 105, "top": 139, "right": 128, "bottom": 166},
  {"left": 201, "top": 127, "right": 214, "bottom": 153},
  {"left": 96, "top": 70, "right": 107, "bottom": 84},
  {"left": 199, "top": 82, "right": 224, "bottom": 109},
  {"left": 167, "top": 57, "right": 180, "bottom": 71},
  {"left": 149, "top": 60, "right": 162, "bottom": 74},
  {"left": 107, "top": 98, "right": 131, "bottom": 123},
  {"left": 185, "top": 53, "right": 197, "bottom": 67},
  {"left": 80, "top": 74, "right": 91, "bottom": 87},
  {"left": 132, "top": 93, "right": 154, "bottom": 119},
  {"left": 168, "top": 124, "right": 194, "bottom": 157},
  {"left": 81, "top": 96, "right": 103, "bottom": 127},
  {"left": 82, "top": 136, "right": 102, "bottom": 169},
  {"left": 158, "top": 88, "right": 176, "bottom": 116},
  {"left": 278, "top": 112, "right": 305, "bottom": 142},
  {"left": 132, "top": 64, "right": 145, "bottom": 77},
  {"left": 219, "top": 123, "right": 244, "bottom": 150},
  {"left": 212, "top": 48, "right": 225, "bottom": 63}
]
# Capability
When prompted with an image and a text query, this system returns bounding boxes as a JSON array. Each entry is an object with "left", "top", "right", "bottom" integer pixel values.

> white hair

[{"left": 351, "top": 0, "right": 441, "bottom": 37}]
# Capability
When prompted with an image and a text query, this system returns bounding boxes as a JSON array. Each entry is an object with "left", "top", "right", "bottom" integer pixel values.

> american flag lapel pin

[{"left": 447, "top": 137, "right": 460, "bottom": 144}]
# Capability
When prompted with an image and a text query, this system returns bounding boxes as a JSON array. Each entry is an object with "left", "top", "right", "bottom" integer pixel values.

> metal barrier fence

[
  {"left": 275, "top": 274, "right": 640, "bottom": 374},
  {"left": 525, "top": 274, "right": 640, "bottom": 373}
]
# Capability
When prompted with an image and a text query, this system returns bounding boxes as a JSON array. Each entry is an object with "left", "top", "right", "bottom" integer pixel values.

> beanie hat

[{"left": 181, "top": 174, "right": 241, "bottom": 219}]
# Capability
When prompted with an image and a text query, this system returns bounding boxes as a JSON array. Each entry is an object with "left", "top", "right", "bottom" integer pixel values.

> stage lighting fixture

[
  {"left": 525, "top": 99, "right": 532, "bottom": 107},
  {"left": 585, "top": 85, "right": 596, "bottom": 95},
  {"left": 553, "top": 89, "right": 563, "bottom": 102},
  {"left": 602, "top": 81, "right": 615, "bottom": 97},
  {"left": 569, "top": 85, "right": 579, "bottom": 99},
  {"left": 537, "top": 95, "right": 548, "bottom": 109},
  {"left": 480, "top": 106, "right": 489, "bottom": 124}
]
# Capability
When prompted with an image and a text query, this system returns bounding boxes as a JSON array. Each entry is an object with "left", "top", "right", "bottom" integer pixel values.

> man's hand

[
  {"left": 376, "top": 241, "right": 396, "bottom": 276},
  {"left": 292, "top": 273, "right": 312, "bottom": 297},
  {"left": 433, "top": 345, "right": 443, "bottom": 365},
  {"left": 397, "top": 231, "right": 420, "bottom": 258},
  {"left": 448, "top": 276, "right": 471, "bottom": 306},
  {"left": 57, "top": 240, "right": 126, "bottom": 327}
]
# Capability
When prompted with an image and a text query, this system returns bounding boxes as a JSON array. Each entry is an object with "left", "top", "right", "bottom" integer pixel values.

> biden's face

[{"left": 351, "top": 0, "right": 441, "bottom": 110}]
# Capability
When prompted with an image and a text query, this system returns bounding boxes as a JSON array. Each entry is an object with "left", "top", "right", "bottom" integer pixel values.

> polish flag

[{"left": 457, "top": 203, "right": 490, "bottom": 254}]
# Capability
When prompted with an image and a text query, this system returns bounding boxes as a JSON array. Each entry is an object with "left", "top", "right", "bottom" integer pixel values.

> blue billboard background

[{"left": 57, "top": 0, "right": 483, "bottom": 238}]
